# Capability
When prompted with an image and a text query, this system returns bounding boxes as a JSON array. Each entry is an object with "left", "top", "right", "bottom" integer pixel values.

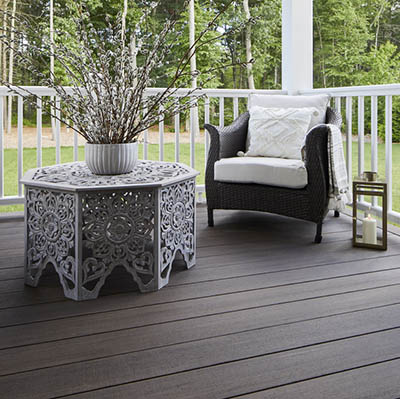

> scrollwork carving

[
  {"left": 25, "top": 188, "right": 76, "bottom": 293},
  {"left": 23, "top": 161, "right": 196, "bottom": 301},
  {"left": 32, "top": 161, "right": 192, "bottom": 188},
  {"left": 81, "top": 189, "right": 156, "bottom": 294},
  {"left": 160, "top": 179, "right": 196, "bottom": 284}
]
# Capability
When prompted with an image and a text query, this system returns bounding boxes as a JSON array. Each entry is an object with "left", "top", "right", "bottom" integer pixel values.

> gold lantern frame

[{"left": 352, "top": 177, "right": 387, "bottom": 250}]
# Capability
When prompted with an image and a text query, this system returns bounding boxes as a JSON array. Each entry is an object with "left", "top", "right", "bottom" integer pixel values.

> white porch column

[{"left": 282, "top": 0, "right": 313, "bottom": 93}]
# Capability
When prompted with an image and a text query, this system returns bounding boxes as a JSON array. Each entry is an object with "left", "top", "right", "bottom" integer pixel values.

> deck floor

[{"left": 1, "top": 206, "right": 400, "bottom": 398}]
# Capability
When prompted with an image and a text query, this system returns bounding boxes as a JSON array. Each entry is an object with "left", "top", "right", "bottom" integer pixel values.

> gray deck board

[
  {"left": 56, "top": 329, "right": 400, "bottom": 399},
  {"left": 238, "top": 359, "right": 400, "bottom": 399},
  {"left": 0, "top": 207, "right": 400, "bottom": 399}
]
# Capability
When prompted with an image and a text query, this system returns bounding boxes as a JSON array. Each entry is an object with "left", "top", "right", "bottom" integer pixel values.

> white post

[
  {"left": 282, "top": 0, "right": 313, "bottom": 93},
  {"left": 189, "top": 0, "right": 197, "bottom": 92},
  {"left": 50, "top": 0, "right": 56, "bottom": 140},
  {"left": 7, "top": 0, "right": 16, "bottom": 135},
  {"left": 188, "top": 0, "right": 199, "bottom": 136}
]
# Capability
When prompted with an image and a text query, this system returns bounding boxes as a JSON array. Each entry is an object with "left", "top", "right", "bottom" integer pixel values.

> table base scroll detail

[
  {"left": 25, "top": 188, "right": 77, "bottom": 299},
  {"left": 24, "top": 180, "right": 196, "bottom": 301},
  {"left": 159, "top": 180, "right": 196, "bottom": 287}
]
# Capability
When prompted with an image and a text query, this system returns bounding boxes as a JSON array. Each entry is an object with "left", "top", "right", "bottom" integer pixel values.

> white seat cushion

[{"left": 214, "top": 157, "right": 308, "bottom": 189}]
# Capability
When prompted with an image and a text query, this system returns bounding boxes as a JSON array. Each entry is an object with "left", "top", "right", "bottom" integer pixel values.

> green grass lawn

[{"left": 1, "top": 141, "right": 399, "bottom": 214}]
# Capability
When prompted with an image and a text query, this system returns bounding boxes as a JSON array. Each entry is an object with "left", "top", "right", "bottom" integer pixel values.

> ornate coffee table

[{"left": 21, "top": 161, "right": 199, "bottom": 301}]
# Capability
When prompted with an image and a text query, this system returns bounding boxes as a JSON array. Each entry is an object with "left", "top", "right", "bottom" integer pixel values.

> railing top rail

[
  {"left": 0, "top": 86, "right": 79, "bottom": 97},
  {"left": 145, "top": 88, "right": 288, "bottom": 97},
  {"left": 299, "top": 83, "right": 400, "bottom": 97},
  {"left": 2, "top": 84, "right": 400, "bottom": 98},
  {"left": 0, "top": 86, "right": 287, "bottom": 98}
]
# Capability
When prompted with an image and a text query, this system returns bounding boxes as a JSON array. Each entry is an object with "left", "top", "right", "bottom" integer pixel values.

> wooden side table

[{"left": 21, "top": 161, "right": 199, "bottom": 300}]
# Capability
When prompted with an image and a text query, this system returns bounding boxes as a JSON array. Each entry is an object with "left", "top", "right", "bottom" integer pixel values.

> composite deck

[{"left": 1, "top": 206, "right": 400, "bottom": 398}]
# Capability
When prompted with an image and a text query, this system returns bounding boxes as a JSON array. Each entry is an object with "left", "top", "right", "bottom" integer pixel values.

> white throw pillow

[
  {"left": 245, "top": 106, "right": 317, "bottom": 160},
  {"left": 249, "top": 94, "right": 330, "bottom": 128}
]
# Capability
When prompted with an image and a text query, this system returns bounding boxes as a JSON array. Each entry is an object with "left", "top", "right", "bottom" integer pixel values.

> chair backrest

[{"left": 248, "top": 94, "right": 330, "bottom": 130}]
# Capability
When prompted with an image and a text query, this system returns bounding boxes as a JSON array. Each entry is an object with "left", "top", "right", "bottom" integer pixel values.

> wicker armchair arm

[
  {"left": 205, "top": 112, "right": 249, "bottom": 207},
  {"left": 326, "top": 106, "right": 342, "bottom": 128},
  {"left": 204, "top": 111, "right": 249, "bottom": 163},
  {"left": 303, "top": 124, "right": 331, "bottom": 216}
]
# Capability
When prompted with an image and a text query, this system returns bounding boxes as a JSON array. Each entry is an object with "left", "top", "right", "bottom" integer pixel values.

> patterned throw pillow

[
  {"left": 245, "top": 106, "right": 318, "bottom": 160},
  {"left": 249, "top": 94, "right": 330, "bottom": 129}
]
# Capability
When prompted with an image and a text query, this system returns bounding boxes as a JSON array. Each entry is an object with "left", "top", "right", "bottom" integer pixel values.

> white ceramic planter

[{"left": 85, "top": 142, "right": 138, "bottom": 175}]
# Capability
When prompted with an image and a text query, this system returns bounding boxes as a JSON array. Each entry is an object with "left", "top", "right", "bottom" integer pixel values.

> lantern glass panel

[
  {"left": 352, "top": 178, "right": 387, "bottom": 250},
  {"left": 356, "top": 208, "right": 380, "bottom": 246}
]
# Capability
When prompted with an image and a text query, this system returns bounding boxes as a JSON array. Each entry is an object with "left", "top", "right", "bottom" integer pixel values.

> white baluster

[
  {"left": 345, "top": 96, "right": 352, "bottom": 187},
  {"left": 385, "top": 95, "right": 393, "bottom": 211},
  {"left": 219, "top": 97, "right": 224, "bottom": 128},
  {"left": 233, "top": 97, "right": 239, "bottom": 120},
  {"left": 73, "top": 123, "right": 79, "bottom": 162},
  {"left": 371, "top": 95, "right": 378, "bottom": 207},
  {"left": 55, "top": 97, "right": 61, "bottom": 164},
  {"left": 175, "top": 99, "right": 180, "bottom": 163},
  {"left": 357, "top": 96, "right": 364, "bottom": 177},
  {"left": 17, "top": 96, "right": 23, "bottom": 197},
  {"left": 335, "top": 97, "right": 341, "bottom": 114},
  {"left": 143, "top": 105, "right": 148, "bottom": 160},
  {"left": 204, "top": 97, "right": 210, "bottom": 167},
  {"left": 0, "top": 97, "right": 3, "bottom": 198},
  {"left": 159, "top": 106, "right": 164, "bottom": 161},
  {"left": 36, "top": 97, "right": 42, "bottom": 168},
  {"left": 190, "top": 106, "right": 195, "bottom": 168}
]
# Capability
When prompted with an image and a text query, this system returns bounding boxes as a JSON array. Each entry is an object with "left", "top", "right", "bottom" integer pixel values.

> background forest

[{"left": 0, "top": 0, "right": 400, "bottom": 139}]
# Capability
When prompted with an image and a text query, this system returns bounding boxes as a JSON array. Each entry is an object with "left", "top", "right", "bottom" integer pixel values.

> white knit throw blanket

[{"left": 303, "top": 124, "right": 352, "bottom": 211}]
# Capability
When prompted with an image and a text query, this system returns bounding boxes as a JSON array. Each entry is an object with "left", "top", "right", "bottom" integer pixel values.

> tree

[
  {"left": 314, "top": 0, "right": 371, "bottom": 88},
  {"left": 250, "top": 0, "right": 281, "bottom": 88},
  {"left": 243, "top": 0, "right": 254, "bottom": 89}
]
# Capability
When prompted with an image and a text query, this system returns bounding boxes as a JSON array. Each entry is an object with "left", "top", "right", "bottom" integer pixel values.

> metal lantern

[{"left": 352, "top": 173, "right": 387, "bottom": 250}]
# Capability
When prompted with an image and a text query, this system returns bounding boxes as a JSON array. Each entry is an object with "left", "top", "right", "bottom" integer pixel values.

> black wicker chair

[{"left": 204, "top": 107, "right": 342, "bottom": 243}]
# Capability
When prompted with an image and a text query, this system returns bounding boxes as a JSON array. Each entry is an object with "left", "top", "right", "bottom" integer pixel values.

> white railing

[
  {"left": 0, "top": 84, "right": 399, "bottom": 225},
  {"left": 301, "top": 84, "right": 400, "bottom": 224},
  {"left": 0, "top": 86, "right": 286, "bottom": 206}
]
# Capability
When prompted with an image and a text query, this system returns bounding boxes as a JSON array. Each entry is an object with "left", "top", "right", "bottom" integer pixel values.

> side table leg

[
  {"left": 158, "top": 179, "right": 196, "bottom": 289},
  {"left": 24, "top": 188, "right": 78, "bottom": 296},
  {"left": 25, "top": 251, "right": 47, "bottom": 287},
  {"left": 78, "top": 189, "right": 159, "bottom": 297},
  {"left": 24, "top": 192, "right": 46, "bottom": 287}
]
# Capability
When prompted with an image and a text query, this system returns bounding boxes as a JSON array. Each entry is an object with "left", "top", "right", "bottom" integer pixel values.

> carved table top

[{"left": 21, "top": 161, "right": 199, "bottom": 192}]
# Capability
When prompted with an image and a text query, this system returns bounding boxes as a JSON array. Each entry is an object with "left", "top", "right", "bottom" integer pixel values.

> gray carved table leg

[
  {"left": 79, "top": 188, "right": 158, "bottom": 300},
  {"left": 25, "top": 187, "right": 79, "bottom": 300},
  {"left": 158, "top": 178, "right": 196, "bottom": 288}
]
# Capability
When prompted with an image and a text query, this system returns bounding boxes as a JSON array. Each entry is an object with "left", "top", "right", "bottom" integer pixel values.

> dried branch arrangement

[{"left": 0, "top": 0, "right": 251, "bottom": 144}]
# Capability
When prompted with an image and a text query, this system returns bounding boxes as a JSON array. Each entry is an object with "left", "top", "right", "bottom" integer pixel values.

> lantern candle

[{"left": 362, "top": 214, "right": 377, "bottom": 245}]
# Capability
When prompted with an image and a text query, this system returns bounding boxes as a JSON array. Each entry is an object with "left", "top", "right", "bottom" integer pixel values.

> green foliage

[
  {"left": 359, "top": 42, "right": 400, "bottom": 85},
  {"left": 6, "top": 0, "right": 400, "bottom": 142},
  {"left": 314, "top": 0, "right": 371, "bottom": 87},
  {"left": 163, "top": 0, "right": 225, "bottom": 89},
  {"left": 313, "top": 0, "right": 400, "bottom": 142},
  {"left": 250, "top": 0, "right": 281, "bottom": 89}
]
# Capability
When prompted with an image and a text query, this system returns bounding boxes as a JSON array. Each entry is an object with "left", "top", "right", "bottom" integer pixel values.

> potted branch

[{"left": 0, "top": 1, "right": 250, "bottom": 175}]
